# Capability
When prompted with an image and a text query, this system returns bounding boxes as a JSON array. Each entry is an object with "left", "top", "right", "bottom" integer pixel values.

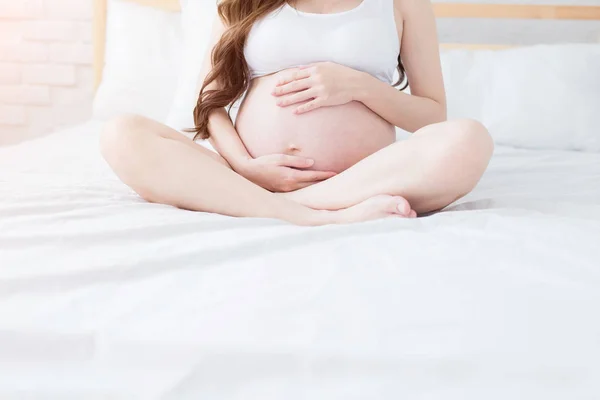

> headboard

[{"left": 93, "top": 0, "right": 600, "bottom": 88}]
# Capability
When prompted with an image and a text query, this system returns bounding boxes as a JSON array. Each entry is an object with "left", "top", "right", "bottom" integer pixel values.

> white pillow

[
  {"left": 93, "top": 0, "right": 183, "bottom": 123},
  {"left": 165, "top": 0, "right": 218, "bottom": 132},
  {"left": 442, "top": 44, "right": 600, "bottom": 152},
  {"left": 483, "top": 44, "right": 600, "bottom": 152}
]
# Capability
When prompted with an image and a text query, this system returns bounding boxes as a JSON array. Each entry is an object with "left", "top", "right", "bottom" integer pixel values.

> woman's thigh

[
  {"left": 161, "top": 126, "right": 230, "bottom": 169},
  {"left": 116, "top": 114, "right": 232, "bottom": 169},
  {"left": 283, "top": 118, "right": 493, "bottom": 211}
]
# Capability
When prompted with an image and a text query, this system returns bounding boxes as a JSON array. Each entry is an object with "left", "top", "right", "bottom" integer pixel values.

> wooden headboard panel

[{"left": 93, "top": 1, "right": 600, "bottom": 88}]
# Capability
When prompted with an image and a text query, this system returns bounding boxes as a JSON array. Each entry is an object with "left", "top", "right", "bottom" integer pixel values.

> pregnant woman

[{"left": 101, "top": 0, "right": 493, "bottom": 226}]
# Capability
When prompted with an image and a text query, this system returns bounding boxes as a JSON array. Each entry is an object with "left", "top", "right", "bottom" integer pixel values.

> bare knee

[
  {"left": 100, "top": 115, "right": 143, "bottom": 157},
  {"left": 446, "top": 118, "right": 493, "bottom": 154},
  {"left": 100, "top": 114, "right": 163, "bottom": 200},
  {"left": 419, "top": 119, "right": 493, "bottom": 201},
  {"left": 442, "top": 119, "right": 493, "bottom": 192},
  {"left": 100, "top": 114, "right": 150, "bottom": 164},
  {"left": 440, "top": 119, "right": 493, "bottom": 168}
]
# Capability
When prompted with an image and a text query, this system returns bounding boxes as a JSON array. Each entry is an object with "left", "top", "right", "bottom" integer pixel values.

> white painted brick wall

[
  {"left": 0, "top": 63, "right": 21, "bottom": 84},
  {"left": 0, "top": 85, "right": 51, "bottom": 105},
  {"left": 0, "top": 0, "right": 94, "bottom": 145},
  {"left": 22, "top": 64, "right": 77, "bottom": 85}
]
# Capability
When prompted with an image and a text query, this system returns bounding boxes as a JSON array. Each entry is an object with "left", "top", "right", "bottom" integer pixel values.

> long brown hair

[{"left": 191, "top": 0, "right": 408, "bottom": 141}]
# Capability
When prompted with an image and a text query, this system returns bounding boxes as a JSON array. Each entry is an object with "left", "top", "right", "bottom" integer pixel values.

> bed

[{"left": 1, "top": 1, "right": 599, "bottom": 398}]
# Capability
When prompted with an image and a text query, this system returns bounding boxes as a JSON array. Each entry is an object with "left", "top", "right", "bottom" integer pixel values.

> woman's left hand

[{"left": 272, "top": 62, "right": 363, "bottom": 114}]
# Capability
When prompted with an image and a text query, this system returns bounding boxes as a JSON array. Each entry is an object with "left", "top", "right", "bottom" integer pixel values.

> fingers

[
  {"left": 295, "top": 99, "right": 321, "bottom": 114},
  {"left": 287, "top": 180, "right": 324, "bottom": 191},
  {"left": 264, "top": 154, "right": 314, "bottom": 169},
  {"left": 276, "top": 68, "right": 312, "bottom": 87},
  {"left": 276, "top": 89, "right": 317, "bottom": 107},
  {"left": 272, "top": 79, "right": 312, "bottom": 96},
  {"left": 292, "top": 169, "right": 338, "bottom": 182},
  {"left": 279, "top": 169, "right": 336, "bottom": 191}
]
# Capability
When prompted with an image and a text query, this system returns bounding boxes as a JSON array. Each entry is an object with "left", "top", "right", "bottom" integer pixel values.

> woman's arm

[
  {"left": 356, "top": 0, "right": 447, "bottom": 132},
  {"left": 199, "top": 18, "right": 252, "bottom": 170},
  {"left": 192, "top": 16, "right": 337, "bottom": 191},
  {"left": 272, "top": 0, "right": 446, "bottom": 133}
]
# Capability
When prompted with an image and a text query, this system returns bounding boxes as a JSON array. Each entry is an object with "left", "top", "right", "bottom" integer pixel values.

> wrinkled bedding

[{"left": 0, "top": 121, "right": 599, "bottom": 399}]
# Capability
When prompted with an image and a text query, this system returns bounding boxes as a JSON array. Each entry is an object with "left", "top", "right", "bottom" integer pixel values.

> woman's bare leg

[
  {"left": 284, "top": 119, "right": 494, "bottom": 214},
  {"left": 99, "top": 115, "right": 411, "bottom": 226}
]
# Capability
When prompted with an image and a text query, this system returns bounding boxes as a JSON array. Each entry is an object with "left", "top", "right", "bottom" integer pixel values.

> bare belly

[{"left": 235, "top": 69, "right": 396, "bottom": 173}]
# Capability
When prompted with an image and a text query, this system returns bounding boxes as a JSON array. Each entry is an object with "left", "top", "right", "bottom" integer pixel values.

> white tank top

[{"left": 244, "top": 0, "right": 400, "bottom": 84}]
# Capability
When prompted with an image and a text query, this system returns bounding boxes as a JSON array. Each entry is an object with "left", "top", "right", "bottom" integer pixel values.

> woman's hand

[
  {"left": 237, "top": 154, "right": 337, "bottom": 192},
  {"left": 272, "top": 62, "right": 364, "bottom": 114}
]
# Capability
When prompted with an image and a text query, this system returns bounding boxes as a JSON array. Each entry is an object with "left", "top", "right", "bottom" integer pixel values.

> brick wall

[{"left": 0, "top": 0, "right": 94, "bottom": 146}]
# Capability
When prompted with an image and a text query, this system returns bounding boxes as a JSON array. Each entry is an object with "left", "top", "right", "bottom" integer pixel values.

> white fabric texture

[
  {"left": 245, "top": 0, "right": 399, "bottom": 83},
  {"left": 93, "top": 0, "right": 182, "bottom": 122},
  {"left": 165, "top": 0, "right": 218, "bottom": 132},
  {"left": 1, "top": 121, "right": 600, "bottom": 398},
  {"left": 442, "top": 44, "right": 600, "bottom": 152}
]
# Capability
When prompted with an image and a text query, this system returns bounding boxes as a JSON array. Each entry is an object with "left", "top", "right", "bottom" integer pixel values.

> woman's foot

[{"left": 309, "top": 195, "right": 413, "bottom": 225}]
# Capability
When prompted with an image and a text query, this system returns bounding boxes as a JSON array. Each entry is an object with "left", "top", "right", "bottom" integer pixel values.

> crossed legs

[
  {"left": 100, "top": 115, "right": 493, "bottom": 225},
  {"left": 284, "top": 119, "right": 494, "bottom": 214}
]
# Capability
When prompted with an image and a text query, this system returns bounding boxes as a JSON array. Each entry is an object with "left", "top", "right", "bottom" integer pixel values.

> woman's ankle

[{"left": 282, "top": 208, "right": 334, "bottom": 226}]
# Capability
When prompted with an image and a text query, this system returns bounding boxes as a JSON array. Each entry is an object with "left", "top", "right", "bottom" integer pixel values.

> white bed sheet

[{"left": 0, "top": 121, "right": 599, "bottom": 399}]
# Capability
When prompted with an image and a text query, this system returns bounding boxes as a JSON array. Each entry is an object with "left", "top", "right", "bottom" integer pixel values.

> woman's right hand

[{"left": 237, "top": 154, "right": 337, "bottom": 192}]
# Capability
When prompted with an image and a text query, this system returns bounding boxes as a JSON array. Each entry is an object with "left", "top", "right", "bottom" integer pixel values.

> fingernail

[{"left": 306, "top": 159, "right": 314, "bottom": 165}]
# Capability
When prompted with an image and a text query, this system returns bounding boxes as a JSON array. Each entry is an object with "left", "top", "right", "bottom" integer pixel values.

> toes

[{"left": 393, "top": 197, "right": 411, "bottom": 216}]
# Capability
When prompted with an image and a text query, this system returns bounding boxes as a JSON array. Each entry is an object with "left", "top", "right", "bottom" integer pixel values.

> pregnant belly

[{"left": 235, "top": 70, "right": 396, "bottom": 173}]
